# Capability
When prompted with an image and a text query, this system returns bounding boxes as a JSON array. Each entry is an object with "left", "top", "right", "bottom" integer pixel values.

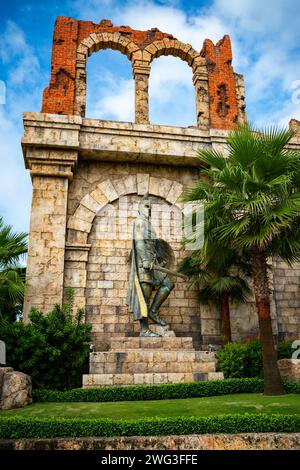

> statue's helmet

[{"left": 138, "top": 193, "right": 151, "bottom": 216}]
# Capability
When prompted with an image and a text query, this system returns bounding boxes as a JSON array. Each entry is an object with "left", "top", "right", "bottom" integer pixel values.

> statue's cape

[
  {"left": 127, "top": 224, "right": 148, "bottom": 321},
  {"left": 126, "top": 219, "right": 175, "bottom": 320}
]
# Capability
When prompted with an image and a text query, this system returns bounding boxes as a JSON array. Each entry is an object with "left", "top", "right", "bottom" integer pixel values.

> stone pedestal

[{"left": 83, "top": 335, "right": 223, "bottom": 387}]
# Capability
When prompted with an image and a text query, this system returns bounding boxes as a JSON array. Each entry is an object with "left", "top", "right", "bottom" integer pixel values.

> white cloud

[
  {"left": 88, "top": 77, "right": 135, "bottom": 121},
  {"left": 0, "top": 21, "right": 27, "bottom": 61}
]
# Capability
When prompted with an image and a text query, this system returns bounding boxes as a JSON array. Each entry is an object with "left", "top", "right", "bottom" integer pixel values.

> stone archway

[
  {"left": 145, "top": 39, "right": 202, "bottom": 66},
  {"left": 65, "top": 174, "right": 183, "bottom": 308},
  {"left": 67, "top": 174, "right": 183, "bottom": 244},
  {"left": 144, "top": 39, "right": 208, "bottom": 127},
  {"left": 64, "top": 174, "right": 201, "bottom": 348},
  {"left": 74, "top": 32, "right": 141, "bottom": 116},
  {"left": 74, "top": 31, "right": 209, "bottom": 127}
]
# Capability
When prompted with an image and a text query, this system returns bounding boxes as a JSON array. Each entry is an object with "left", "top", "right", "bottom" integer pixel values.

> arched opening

[
  {"left": 85, "top": 49, "right": 134, "bottom": 122},
  {"left": 149, "top": 56, "right": 196, "bottom": 127}
]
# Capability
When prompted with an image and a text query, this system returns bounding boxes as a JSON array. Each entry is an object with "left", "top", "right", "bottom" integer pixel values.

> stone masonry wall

[
  {"left": 273, "top": 259, "right": 300, "bottom": 341},
  {"left": 23, "top": 175, "right": 69, "bottom": 317}
]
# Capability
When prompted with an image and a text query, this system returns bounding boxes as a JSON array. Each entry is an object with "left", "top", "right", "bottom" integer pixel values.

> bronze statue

[{"left": 127, "top": 194, "right": 184, "bottom": 337}]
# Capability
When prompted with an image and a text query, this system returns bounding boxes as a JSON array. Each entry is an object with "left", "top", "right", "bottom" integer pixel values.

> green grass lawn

[{"left": 1, "top": 393, "right": 300, "bottom": 420}]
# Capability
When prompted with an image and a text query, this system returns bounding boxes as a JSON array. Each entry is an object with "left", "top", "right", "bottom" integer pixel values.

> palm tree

[
  {"left": 180, "top": 242, "right": 251, "bottom": 345},
  {"left": 0, "top": 216, "right": 27, "bottom": 321},
  {"left": 183, "top": 125, "right": 300, "bottom": 395}
]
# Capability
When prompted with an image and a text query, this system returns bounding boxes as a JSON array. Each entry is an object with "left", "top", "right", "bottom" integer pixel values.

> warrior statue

[{"left": 127, "top": 194, "right": 182, "bottom": 337}]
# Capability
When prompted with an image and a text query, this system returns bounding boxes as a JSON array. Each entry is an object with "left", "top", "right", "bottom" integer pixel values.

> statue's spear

[{"left": 152, "top": 263, "right": 187, "bottom": 280}]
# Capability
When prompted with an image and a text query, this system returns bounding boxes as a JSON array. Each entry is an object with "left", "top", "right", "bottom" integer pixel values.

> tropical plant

[
  {"left": 277, "top": 340, "right": 294, "bottom": 359},
  {"left": 0, "top": 216, "right": 27, "bottom": 321},
  {"left": 179, "top": 243, "right": 251, "bottom": 344},
  {"left": 183, "top": 124, "right": 300, "bottom": 395},
  {"left": 0, "top": 289, "right": 92, "bottom": 390}
]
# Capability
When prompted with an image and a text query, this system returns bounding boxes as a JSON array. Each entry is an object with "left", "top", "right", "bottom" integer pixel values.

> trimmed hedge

[
  {"left": 0, "top": 414, "right": 300, "bottom": 438},
  {"left": 32, "top": 378, "right": 300, "bottom": 403}
]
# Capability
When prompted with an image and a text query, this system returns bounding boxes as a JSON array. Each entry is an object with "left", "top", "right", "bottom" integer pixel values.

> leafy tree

[
  {"left": 179, "top": 243, "right": 251, "bottom": 345},
  {"left": 0, "top": 216, "right": 27, "bottom": 321},
  {"left": 183, "top": 124, "right": 300, "bottom": 395},
  {"left": 0, "top": 289, "right": 92, "bottom": 390}
]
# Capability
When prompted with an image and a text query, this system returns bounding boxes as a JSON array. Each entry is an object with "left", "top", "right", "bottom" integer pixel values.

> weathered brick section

[
  {"left": 201, "top": 35, "right": 239, "bottom": 129},
  {"left": 42, "top": 17, "right": 79, "bottom": 115},
  {"left": 42, "top": 17, "right": 173, "bottom": 116},
  {"left": 42, "top": 16, "right": 244, "bottom": 130}
]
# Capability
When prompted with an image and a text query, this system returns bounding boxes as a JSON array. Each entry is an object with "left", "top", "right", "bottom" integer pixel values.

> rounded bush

[{"left": 216, "top": 343, "right": 246, "bottom": 378}]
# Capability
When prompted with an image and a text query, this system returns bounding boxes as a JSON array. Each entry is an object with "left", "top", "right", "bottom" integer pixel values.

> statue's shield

[{"left": 155, "top": 239, "right": 175, "bottom": 269}]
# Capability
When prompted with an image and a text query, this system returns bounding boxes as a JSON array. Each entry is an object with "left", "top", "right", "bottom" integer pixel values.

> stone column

[
  {"left": 133, "top": 61, "right": 150, "bottom": 124},
  {"left": 192, "top": 63, "right": 210, "bottom": 129},
  {"left": 23, "top": 149, "right": 78, "bottom": 319},
  {"left": 64, "top": 243, "right": 91, "bottom": 312},
  {"left": 74, "top": 52, "right": 87, "bottom": 117},
  {"left": 234, "top": 72, "right": 247, "bottom": 125}
]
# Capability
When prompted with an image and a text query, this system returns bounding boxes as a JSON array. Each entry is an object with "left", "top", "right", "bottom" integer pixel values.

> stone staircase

[{"left": 83, "top": 329, "right": 223, "bottom": 387}]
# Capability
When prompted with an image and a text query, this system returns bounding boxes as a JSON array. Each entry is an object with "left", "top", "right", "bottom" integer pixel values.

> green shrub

[
  {"left": 277, "top": 341, "right": 294, "bottom": 359},
  {"left": 244, "top": 340, "right": 263, "bottom": 378},
  {"left": 216, "top": 343, "right": 246, "bottom": 378},
  {"left": 0, "top": 289, "right": 92, "bottom": 390},
  {"left": 32, "top": 378, "right": 300, "bottom": 403},
  {"left": 0, "top": 414, "right": 300, "bottom": 438},
  {"left": 217, "top": 340, "right": 293, "bottom": 379},
  {"left": 284, "top": 380, "right": 300, "bottom": 394}
]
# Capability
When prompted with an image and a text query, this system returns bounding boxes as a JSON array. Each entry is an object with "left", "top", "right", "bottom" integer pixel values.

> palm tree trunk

[
  {"left": 220, "top": 292, "right": 232, "bottom": 344},
  {"left": 251, "top": 250, "right": 285, "bottom": 395}
]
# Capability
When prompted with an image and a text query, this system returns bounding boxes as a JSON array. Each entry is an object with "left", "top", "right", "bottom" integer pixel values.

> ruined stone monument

[{"left": 22, "top": 17, "right": 300, "bottom": 386}]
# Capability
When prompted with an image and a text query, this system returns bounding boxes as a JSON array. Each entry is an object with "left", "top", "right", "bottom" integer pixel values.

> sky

[{"left": 1, "top": 0, "right": 300, "bottom": 234}]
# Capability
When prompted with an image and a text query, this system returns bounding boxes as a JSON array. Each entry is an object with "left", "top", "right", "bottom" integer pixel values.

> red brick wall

[
  {"left": 201, "top": 35, "right": 238, "bottom": 129},
  {"left": 42, "top": 17, "right": 79, "bottom": 115},
  {"left": 42, "top": 16, "right": 240, "bottom": 130}
]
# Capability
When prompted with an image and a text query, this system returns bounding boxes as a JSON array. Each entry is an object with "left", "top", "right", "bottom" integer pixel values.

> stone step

[
  {"left": 90, "top": 361, "right": 216, "bottom": 374},
  {"left": 82, "top": 372, "right": 224, "bottom": 387},
  {"left": 110, "top": 336, "right": 194, "bottom": 350},
  {"left": 89, "top": 351, "right": 216, "bottom": 375},
  {"left": 91, "top": 350, "right": 215, "bottom": 363}
]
